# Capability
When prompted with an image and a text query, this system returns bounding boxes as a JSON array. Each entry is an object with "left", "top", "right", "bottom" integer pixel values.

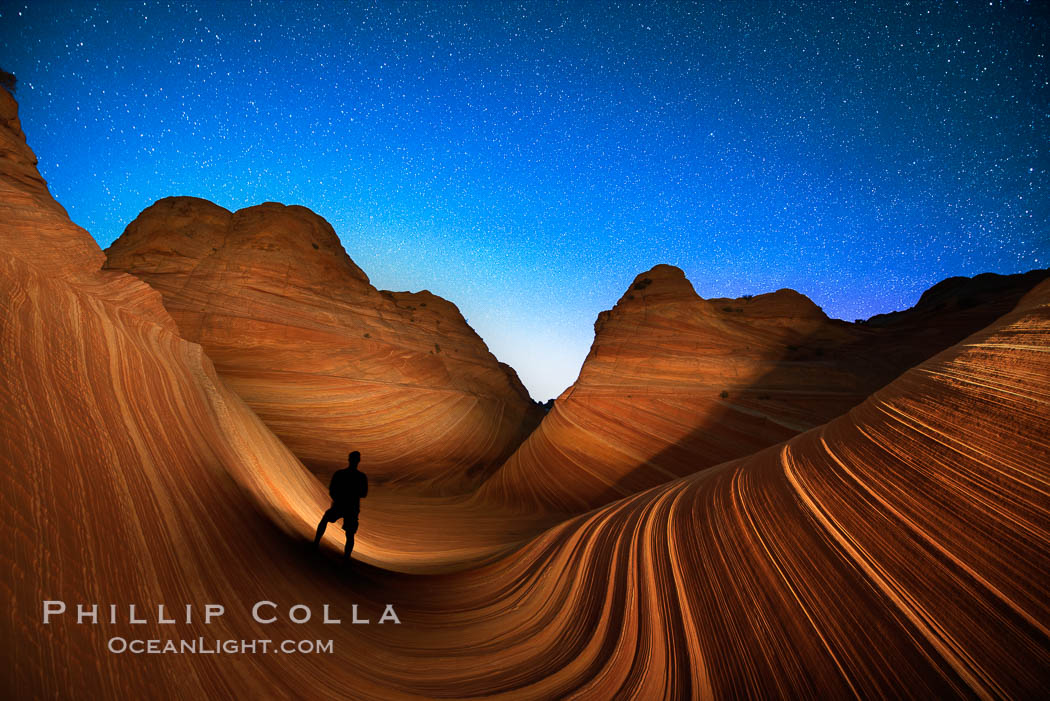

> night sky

[{"left": 1, "top": 1, "right": 1046, "bottom": 400}]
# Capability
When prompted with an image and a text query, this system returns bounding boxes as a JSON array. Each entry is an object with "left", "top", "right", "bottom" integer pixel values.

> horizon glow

[{"left": 1, "top": 1, "right": 1046, "bottom": 400}]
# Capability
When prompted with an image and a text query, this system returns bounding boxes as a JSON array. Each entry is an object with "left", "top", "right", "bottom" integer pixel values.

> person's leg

[
  {"left": 343, "top": 534, "right": 354, "bottom": 560},
  {"left": 343, "top": 516, "right": 359, "bottom": 559},
  {"left": 314, "top": 509, "right": 333, "bottom": 547}
]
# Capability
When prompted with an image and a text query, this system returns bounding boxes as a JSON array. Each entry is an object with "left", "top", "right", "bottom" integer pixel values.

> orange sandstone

[
  {"left": 479, "top": 263, "right": 1048, "bottom": 512},
  {"left": 4, "top": 87, "right": 1049, "bottom": 699},
  {"left": 105, "top": 198, "right": 542, "bottom": 489}
]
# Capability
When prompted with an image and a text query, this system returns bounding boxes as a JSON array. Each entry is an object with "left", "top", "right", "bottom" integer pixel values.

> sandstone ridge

[
  {"left": 479, "top": 262, "right": 1050, "bottom": 512},
  {"left": 4, "top": 87, "right": 1050, "bottom": 699},
  {"left": 105, "top": 195, "right": 543, "bottom": 488}
]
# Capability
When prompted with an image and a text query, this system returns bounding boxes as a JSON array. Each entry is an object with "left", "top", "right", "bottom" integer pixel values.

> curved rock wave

[
  {"left": 479, "top": 263, "right": 1049, "bottom": 514},
  {"left": 4, "top": 88, "right": 1049, "bottom": 698}
]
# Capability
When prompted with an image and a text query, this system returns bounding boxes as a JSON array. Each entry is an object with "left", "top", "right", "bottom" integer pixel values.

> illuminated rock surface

[
  {"left": 105, "top": 197, "right": 542, "bottom": 489},
  {"left": 3, "top": 90, "right": 1049, "bottom": 698}
]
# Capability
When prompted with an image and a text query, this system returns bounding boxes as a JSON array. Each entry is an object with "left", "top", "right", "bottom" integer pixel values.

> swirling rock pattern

[
  {"left": 0, "top": 88, "right": 329, "bottom": 696},
  {"left": 479, "top": 263, "right": 1049, "bottom": 513},
  {"left": 477, "top": 264, "right": 870, "bottom": 513},
  {"left": 3, "top": 89, "right": 1049, "bottom": 699},
  {"left": 104, "top": 198, "right": 542, "bottom": 489}
]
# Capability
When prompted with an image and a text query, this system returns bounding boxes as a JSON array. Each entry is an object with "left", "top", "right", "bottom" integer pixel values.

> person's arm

[
  {"left": 328, "top": 472, "right": 338, "bottom": 499},
  {"left": 360, "top": 472, "right": 368, "bottom": 499}
]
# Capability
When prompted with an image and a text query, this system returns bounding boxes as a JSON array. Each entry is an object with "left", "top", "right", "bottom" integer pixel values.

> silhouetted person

[{"left": 313, "top": 451, "right": 368, "bottom": 559}]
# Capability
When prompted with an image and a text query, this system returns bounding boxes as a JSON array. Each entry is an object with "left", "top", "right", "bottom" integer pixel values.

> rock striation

[
  {"left": 478, "top": 263, "right": 1050, "bottom": 513},
  {"left": 457, "top": 276, "right": 1050, "bottom": 698},
  {"left": 0, "top": 88, "right": 106, "bottom": 280},
  {"left": 105, "top": 198, "right": 542, "bottom": 489},
  {"left": 3, "top": 88, "right": 1049, "bottom": 698},
  {"left": 1, "top": 87, "right": 338, "bottom": 696}
]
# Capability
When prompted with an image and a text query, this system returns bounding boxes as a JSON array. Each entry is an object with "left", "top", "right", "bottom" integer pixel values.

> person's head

[{"left": 348, "top": 451, "right": 361, "bottom": 468}]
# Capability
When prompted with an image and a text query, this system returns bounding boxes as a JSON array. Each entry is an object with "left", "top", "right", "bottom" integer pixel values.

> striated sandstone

[
  {"left": 105, "top": 198, "right": 543, "bottom": 489},
  {"left": 3, "top": 87, "right": 1050, "bottom": 699},
  {"left": 479, "top": 263, "right": 1049, "bottom": 512}
]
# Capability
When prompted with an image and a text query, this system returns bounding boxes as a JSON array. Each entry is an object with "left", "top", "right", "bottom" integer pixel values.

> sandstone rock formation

[
  {"left": 476, "top": 264, "right": 861, "bottom": 512},
  {"left": 104, "top": 198, "right": 542, "bottom": 489},
  {"left": 4, "top": 88, "right": 1049, "bottom": 699},
  {"left": 858, "top": 268, "right": 1050, "bottom": 376},
  {"left": 0, "top": 87, "right": 109, "bottom": 280},
  {"left": 1, "top": 86, "right": 340, "bottom": 696},
  {"left": 478, "top": 263, "right": 1050, "bottom": 513},
  {"left": 475, "top": 276, "right": 1049, "bottom": 697}
]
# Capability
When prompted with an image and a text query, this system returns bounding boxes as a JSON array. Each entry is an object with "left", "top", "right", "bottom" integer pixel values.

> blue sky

[{"left": 1, "top": 1, "right": 1046, "bottom": 399}]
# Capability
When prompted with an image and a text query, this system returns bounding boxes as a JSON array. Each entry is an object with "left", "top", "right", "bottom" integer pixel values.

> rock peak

[
  {"left": 736, "top": 288, "right": 828, "bottom": 320},
  {"left": 108, "top": 195, "right": 372, "bottom": 288},
  {"left": 104, "top": 195, "right": 544, "bottom": 485},
  {"left": 620, "top": 264, "right": 698, "bottom": 304}
]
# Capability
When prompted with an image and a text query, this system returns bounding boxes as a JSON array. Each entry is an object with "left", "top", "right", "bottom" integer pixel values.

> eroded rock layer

[
  {"left": 1, "top": 87, "right": 337, "bottom": 697},
  {"left": 477, "top": 265, "right": 863, "bottom": 512},
  {"left": 104, "top": 198, "right": 542, "bottom": 488},
  {"left": 4, "top": 87, "right": 1050, "bottom": 699},
  {"left": 479, "top": 263, "right": 1049, "bottom": 513},
  {"left": 470, "top": 279, "right": 1049, "bottom": 697}
]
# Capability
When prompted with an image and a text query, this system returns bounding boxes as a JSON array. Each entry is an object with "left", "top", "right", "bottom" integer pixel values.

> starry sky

[{"left": 1, "top": 1, "right": 1046, "bottom": 400}]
